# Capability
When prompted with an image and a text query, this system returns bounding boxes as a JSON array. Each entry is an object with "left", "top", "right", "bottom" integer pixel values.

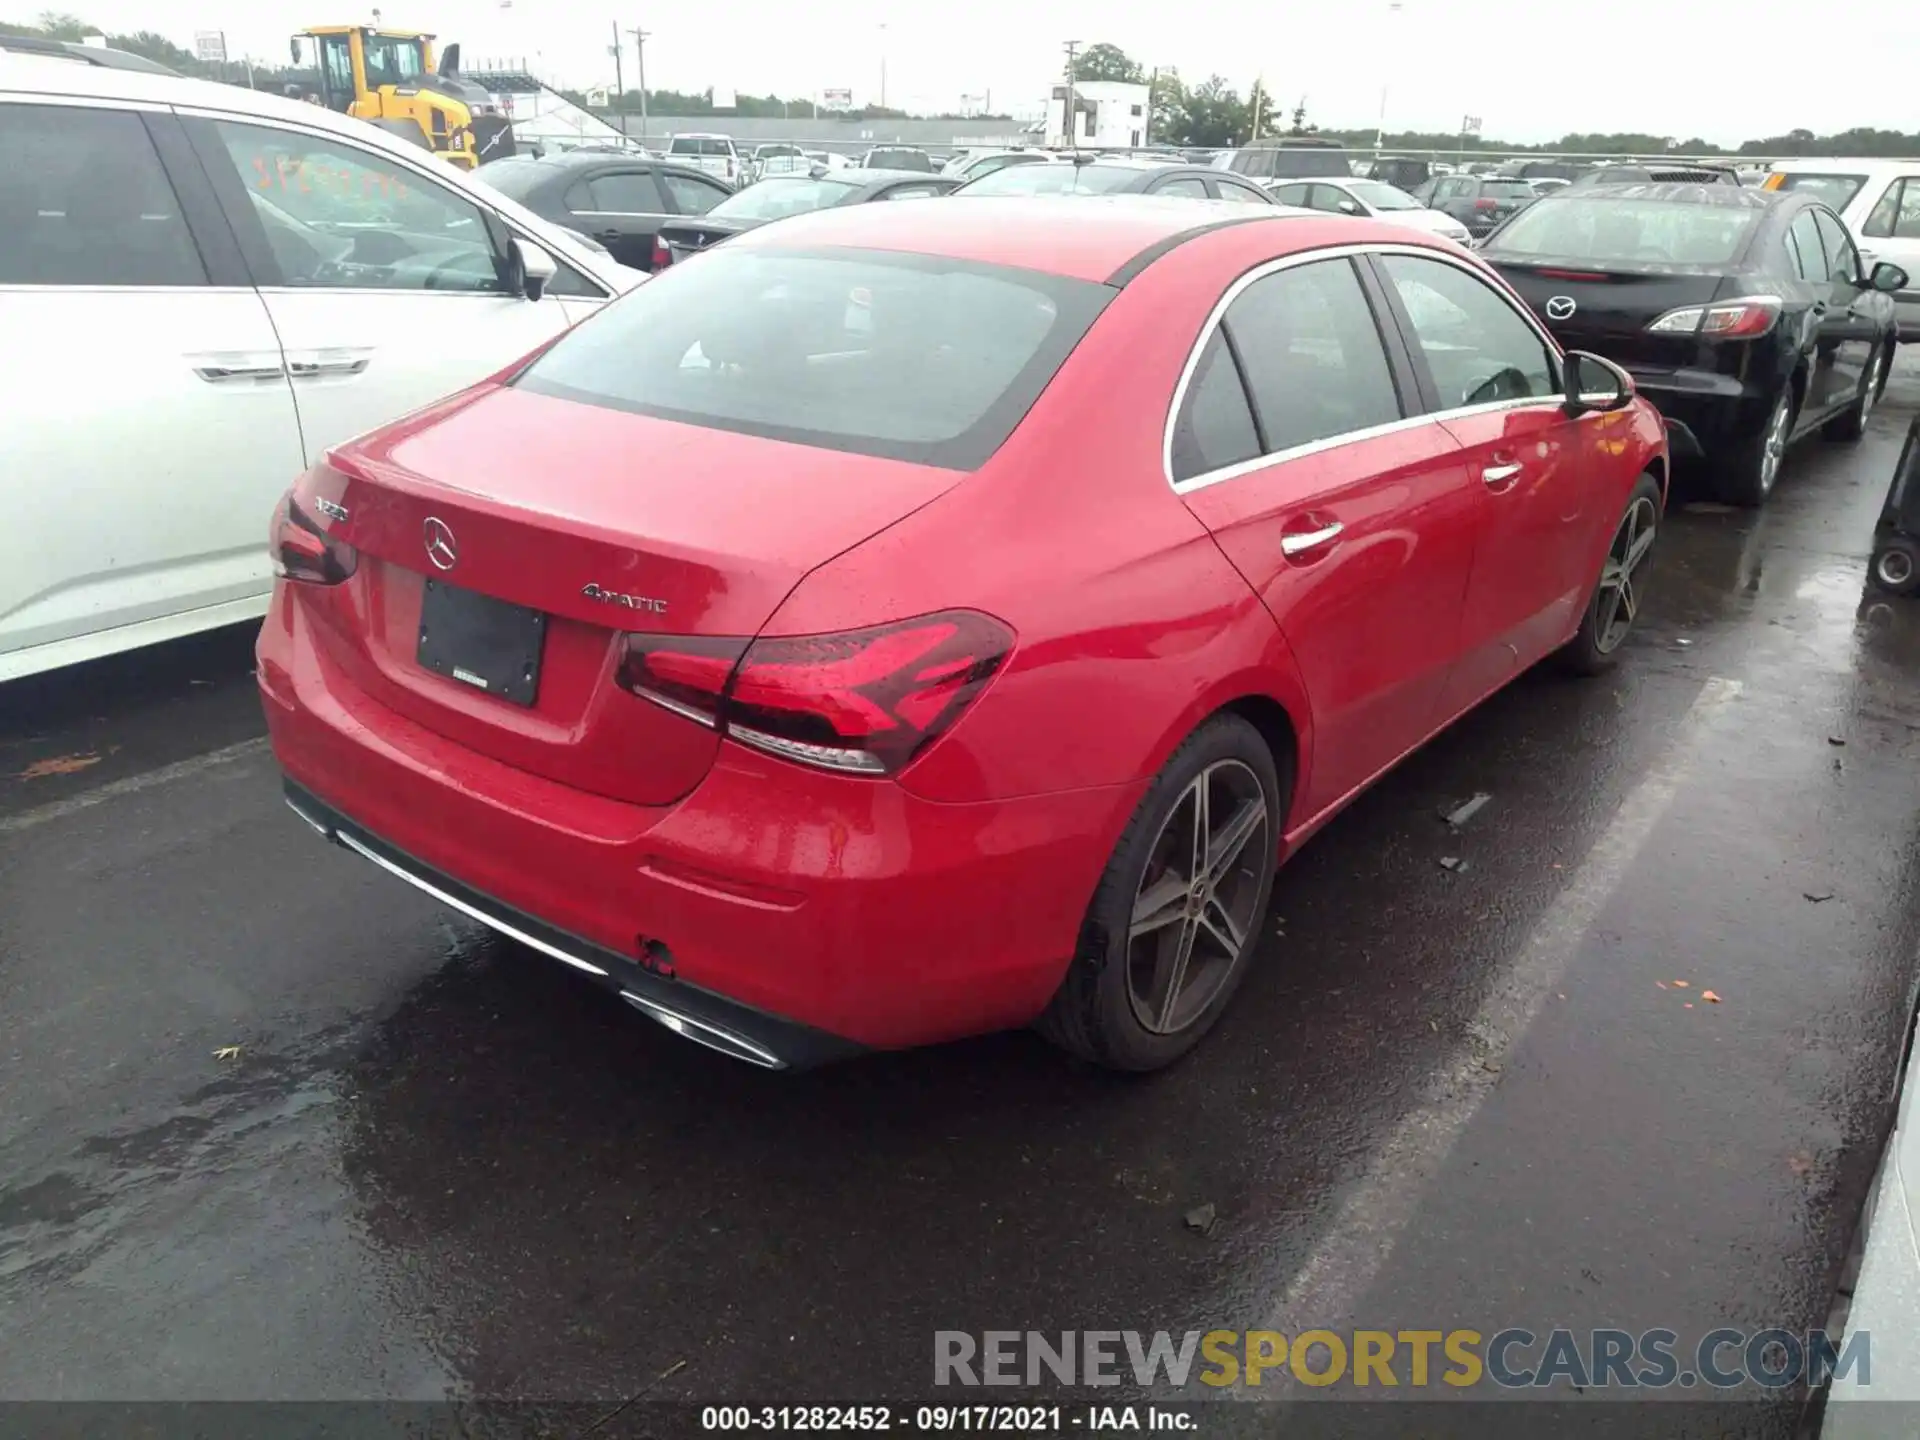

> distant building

[{"left": 1045, "top": 80, "right": 1150, "bottom": 150}]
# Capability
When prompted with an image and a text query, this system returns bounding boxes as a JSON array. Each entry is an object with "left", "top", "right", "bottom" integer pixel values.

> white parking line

[
  {"left": 1260, "top": 675, "right": 1743, "bottom": 1346},
  {"left": 0, "top": 737, "right": 269, "bottom": 836}
]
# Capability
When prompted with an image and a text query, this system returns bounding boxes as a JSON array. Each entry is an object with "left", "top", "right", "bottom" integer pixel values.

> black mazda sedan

[{"left": 1482, "top": 183, "right": 1907, "bottom": 505}]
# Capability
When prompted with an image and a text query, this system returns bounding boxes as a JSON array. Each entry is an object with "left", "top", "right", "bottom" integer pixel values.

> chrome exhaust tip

[{"left": 619, "top": 991, "right": 786, "bottom": 1070}]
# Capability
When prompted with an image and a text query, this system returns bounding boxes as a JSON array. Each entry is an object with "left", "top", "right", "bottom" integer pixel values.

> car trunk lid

[
  {"left": 1491, "top": 259, "right": 1734, "bottom": 369},
  {"left": 306, "top": 383, "right": 960, "bottom": 806}
]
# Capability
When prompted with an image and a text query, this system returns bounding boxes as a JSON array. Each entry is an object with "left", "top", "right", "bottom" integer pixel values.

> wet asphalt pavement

[{"left": 6, "top": 379, "right": 1920, "bottom": 1438}]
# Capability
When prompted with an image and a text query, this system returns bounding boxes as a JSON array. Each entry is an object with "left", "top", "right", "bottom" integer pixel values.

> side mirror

[
  {"left": 511, "top": 237, "right": 557, "bottom": 301},
  {"left": 289, "top": 36, "right": 301, "bottom": 63},
  {"left": 1870, "top": 260, "right": 1910, "bottom": 294},
  {"left": 1562, "top": 350, "right": 1636, "bottom": 416},
  {"left": 1337, "top": 198, "right": 1362, "bottom": 216}
]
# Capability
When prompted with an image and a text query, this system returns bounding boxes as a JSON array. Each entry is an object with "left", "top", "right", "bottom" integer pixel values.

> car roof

[
  {"left": 1766, "top": 158, "right": 1910, "bottom": 172},
  {"left": 723, "top": 195, "right": 1313, "bottom": 282},
  {"left": 1547, "top": 181, "right": 1780, "bottom": 209}
]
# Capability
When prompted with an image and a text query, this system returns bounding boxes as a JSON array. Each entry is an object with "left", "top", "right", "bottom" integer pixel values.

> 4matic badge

[{"left": 582, "top": 583, "right": 668, "bottom": 615}]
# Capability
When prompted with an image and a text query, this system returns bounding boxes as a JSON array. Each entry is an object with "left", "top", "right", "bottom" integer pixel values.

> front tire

[
  {"left": 1825, "top": 342, "right": 1891, "bottom": 442},
  {"left": 1039, "top": 714, "right": 1285, "bottom": 1071},
  {"left": 1717, "top": 386, "right": 1796, "bottom": 508},
  {"left": 1559, "top": 472, "right": 1662, "bottom": 675}
]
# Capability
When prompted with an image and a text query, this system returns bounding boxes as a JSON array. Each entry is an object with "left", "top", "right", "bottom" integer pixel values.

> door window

[
  {"left": 1271, "top": 183, "right": 1310, "bottom": 207},
  {"left": 210, "top": 120, "right": 503, "bottom": 292},
  {"left": 586, "top": 170, "right": 665, "bottom": 213},
  {"left": 660, "top": 172, "right": 728, "bottom": 215},
  {"left": 1863, "top": 178, "right": 1920, "bottom": 240},
  {"left": 1222, "top": 258, "right": 1403, "bottom": 452},
  {"left": 1379, "top": 253, "right": 1558, "bottom": 408},
  {"left": 879, "top": 183, "right": 944, "bottom": 200},
  {"left": 1170, "top": 331, "right": 1261, "bottom": 481},
  {"left": 1815, "top": 209, "right": 1861, "bottom": 283},
  {"left": 318, "top": 34, "right": 355, "bottom": 111},
  {"left": 1213, "top": 177, "right": 1272, "bottom": 205},
  {"left": 1789, "top": 209, "right": 1829, "bottom": 282},
  {"left": 1307, "top": 184, "right": 1351, "bottom": 213},
  {"left": 0, "top": 104, "right": 206, "bottom": 286},
  {"left": 1153, "top": 177, "right": 1210, "bottom": 198}
]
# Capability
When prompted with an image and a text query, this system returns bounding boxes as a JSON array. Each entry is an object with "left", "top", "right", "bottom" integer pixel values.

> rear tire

[
  {"left": 1716, "top": 386, "right": 1796, "bottom": 508},
  {"left": 1871, "top": 537, "right": 1920, "bottom": 597},
  {"left": 1038, "top": 713, "right": 1285, "bottom": 1072},
  {"left": 1559, "top": 473, "right": 1663, "bottom": 675},
  {"left": 1825, "top": 342, "right": 1890, "bottom": 442}
]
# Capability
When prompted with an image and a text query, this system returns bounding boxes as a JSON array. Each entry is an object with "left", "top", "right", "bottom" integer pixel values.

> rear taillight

[
  {"left": 1474, "top": 197, "right": 1497, "bottom": 211},
  {"left": 651, "top": 235, "right": 672, "bottom": 269},
  {"left": 270, "top": 489, "right": 357, "bottom": 585},
  {"left": 616, "top": 610, "right": 1014, "bottom": 776},
  {"left": 1646, "top": 296, "right": 1782, "bottom": 339}
]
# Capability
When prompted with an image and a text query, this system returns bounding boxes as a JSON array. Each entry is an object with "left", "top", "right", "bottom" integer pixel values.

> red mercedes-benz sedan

[{"left": 260, "top": 197, "right": 1667, "bottom": 1071}]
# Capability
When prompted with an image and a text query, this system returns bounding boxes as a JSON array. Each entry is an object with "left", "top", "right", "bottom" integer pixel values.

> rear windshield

[
  {"left": 1485, "top": 196, "right": 1759, "bottom": 265},
  {"left": 1484, "top": 180, "right": 1537, "bottom": 198},
  {"left": 867, "top": 149, "right": 932, "bottom": 170},
  {"left": 671, "top": 137, "right": 731, "bottom": 157},
  {"left": 1233, "top": 147, "right": 1349, "bottom": 178},
  {"left": 516, "top": 249, "right": 1112, "bottom": 468},
  {"left": 1771, "top": 173, "right": 1866, "bottom": 208},
  {"left": 473, "top": 157, "right": 550, "bottom": 202},
  {"left": 712, "top": 177, "right": 857, "bottom": 220},
  {"left": 958, "top": 164, "right": 1139, "bottom": 196}
]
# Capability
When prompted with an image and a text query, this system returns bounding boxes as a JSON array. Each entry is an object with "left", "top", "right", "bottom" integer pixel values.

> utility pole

[
  {"left": 878, "top": 22, "right": 888, "bottom": 109},
  {"left": 1062, "top": 39, "right": 1078, "bottom": 152},
  {"left": 626, "top": 24, "right": 650, "bottom": 142},
  {"left": 609, "top": 21, "right": 623, "bottom": 112}
]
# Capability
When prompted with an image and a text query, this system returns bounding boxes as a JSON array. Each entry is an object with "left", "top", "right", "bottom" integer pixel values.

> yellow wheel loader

[{"left": 287, "top": 27, "right": 516, "bottom": 167}]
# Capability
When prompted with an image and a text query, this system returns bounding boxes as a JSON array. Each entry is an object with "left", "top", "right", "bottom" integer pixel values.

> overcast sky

[{"left": 58, "top": 0, "right": 1920, "bottom": 143}]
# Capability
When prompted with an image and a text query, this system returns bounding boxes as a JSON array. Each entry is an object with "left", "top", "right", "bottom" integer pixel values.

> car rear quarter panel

[{"left": 764, "top": 221, "right": 1383, "bottom": 818}]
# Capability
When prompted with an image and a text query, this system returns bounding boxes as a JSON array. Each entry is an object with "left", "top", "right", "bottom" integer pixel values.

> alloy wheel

[
  {"left": 1593, "top": 494, "right": 1659, "bottom": 655},
  {"left": 1863, "top": 348, "right": 1887, "bottom": 421},
  {"left": 1125, "top": 760, "right": 1271, "bottom": 1036},
  {"left": 1758, "top": 394, "right": 1792, "bottom": 497}
]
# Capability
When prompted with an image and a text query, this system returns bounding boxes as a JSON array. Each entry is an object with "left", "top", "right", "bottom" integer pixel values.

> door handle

[
  {"left": 286, "top": 351, "right": 372, "bottom": 379},
  {"left": 193, "top": 360, "right": 286, "bottom": 383},
  {"left": 1280, "top": 522, "right": 1344, "bottom": 557},
  {"left": 1482, "top": 462, "right": 1523, "bottom": 487}
]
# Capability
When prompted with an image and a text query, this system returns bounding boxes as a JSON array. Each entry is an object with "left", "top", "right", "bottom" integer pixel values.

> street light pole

[
  {"left": 878, "top": 22, "right": 887, "bottom": 109},
  {"left": 609, "top": 20, "right": 623, "bottom": 109},
  {"left": 626, "top": 24, "right": 650, "bottom": 142},
  {"left": 1062, "top": 39, "right": 1078, "bottom": 152}
]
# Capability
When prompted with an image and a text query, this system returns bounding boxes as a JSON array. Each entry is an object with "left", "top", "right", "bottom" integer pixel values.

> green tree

[
  {"left": 1071, "top": 42, "right": 1144, "bottom": 84},
  {"left": 33, "top": 9, "right": 91, "bottom": 38},
  {"left": 1148, "top": 67, "right": 1189, "bottom": 146},
  {"left": 1180, "top": 75, "right": 1247, "bottom": 149}
]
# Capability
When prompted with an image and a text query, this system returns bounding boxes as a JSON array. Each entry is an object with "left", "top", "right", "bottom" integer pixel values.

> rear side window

[
  {"left": 1270, "top": 149, "right": 1350, "bottom": 178},
  {"left": 0, "top": 104, "right": 206, "bottom": 286},
  {"left": 1229, "top": 150, "right": 1275, "bottom": 178},
  {"left": 516, "top": 249, "right": 1112, "bottom": 469},
  {"left": 1222, "top": 258, "right": 1402, "bottom": 452},
  {"left": 661, "top": 172, "right": 727, "bottom": 214},
  {"left": 1171, "top": 332, "right": 1261, "bottom": 481},
  {"left": 1379, "top": 254, "right": 1558, "bottom": 407},
  {"left": 586, "top": 170, "right": 665, "bottom": 213}
]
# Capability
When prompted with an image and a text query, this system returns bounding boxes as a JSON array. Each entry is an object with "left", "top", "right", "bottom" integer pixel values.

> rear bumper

[
  {"left": 258, "top": 587, "right": 1140, "bottom": 1060},
  {"left": 1620, "top": 367, "right": 1773, "bottom": 461}
]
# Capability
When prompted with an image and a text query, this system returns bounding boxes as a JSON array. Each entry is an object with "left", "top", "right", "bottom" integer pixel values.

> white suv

[
  {"left": 1765, "top": 160, "right": 1920, "bottom": 341},
  {"left": 0, "top": 50, "right": 645, "bottom": 682},
  {"left": 666, "top": 132, "right": 741, "bottom": 184}
]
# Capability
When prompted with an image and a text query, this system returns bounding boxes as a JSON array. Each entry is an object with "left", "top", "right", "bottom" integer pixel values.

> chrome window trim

[{"left": 1163, "top": 240, "right": 1565, "bottom": 495}]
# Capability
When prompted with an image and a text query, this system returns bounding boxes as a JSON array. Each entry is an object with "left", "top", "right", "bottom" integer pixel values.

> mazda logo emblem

[
  {"left": 1545, "top": 295, "right": 1577, "bottom": 321},
  {"left": 422, "top": 516, "right": 458, "bottom": 571}
]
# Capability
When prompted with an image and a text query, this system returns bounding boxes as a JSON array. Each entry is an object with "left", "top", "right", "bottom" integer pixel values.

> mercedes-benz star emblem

[
  {"left": 423, "top": 516, "right": 458, "bottom": 571},
  {"left": 1545, "top": 295, "right": 1577, "bottom": 321}
]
